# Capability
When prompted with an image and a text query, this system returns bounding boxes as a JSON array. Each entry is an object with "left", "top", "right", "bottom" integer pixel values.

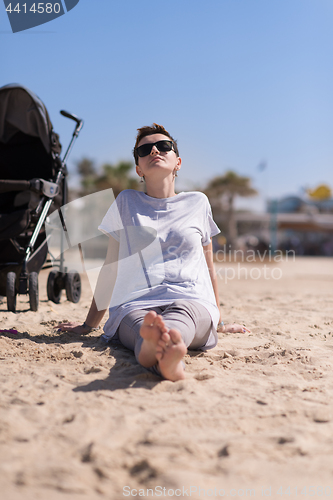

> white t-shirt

[{"left": 98, "top": 189, "right": 220, "bottom": 349}]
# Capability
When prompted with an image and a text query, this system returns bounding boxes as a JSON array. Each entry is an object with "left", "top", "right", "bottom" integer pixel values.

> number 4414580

[{"left": 6, "top": 3, "right": 61, "bottom": 14}]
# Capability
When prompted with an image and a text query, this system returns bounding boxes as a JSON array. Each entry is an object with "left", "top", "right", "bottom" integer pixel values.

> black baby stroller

[{"left": 0, "top": 84, "right": 83, "bottom": 312}]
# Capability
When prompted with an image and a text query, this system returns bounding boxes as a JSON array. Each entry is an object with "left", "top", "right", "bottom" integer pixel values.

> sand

[{"left": 0, "top": 256, "right": 333, "bottom": 499}]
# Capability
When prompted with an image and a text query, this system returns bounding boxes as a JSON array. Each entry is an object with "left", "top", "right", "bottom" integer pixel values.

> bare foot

[
  {"left": 138, "top": 311, "right": 169, "bottom": 368},
  {"left": 156, "top": 328, "right": 187, "bottom": 382}
]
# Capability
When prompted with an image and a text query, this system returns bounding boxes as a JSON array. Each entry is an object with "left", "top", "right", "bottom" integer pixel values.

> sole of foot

[
  {"left": 156, "top": 328, "right": 187, "bottom": 382},
  {"left": 138, "top": 311, "right": 169, "bottom": 368}
]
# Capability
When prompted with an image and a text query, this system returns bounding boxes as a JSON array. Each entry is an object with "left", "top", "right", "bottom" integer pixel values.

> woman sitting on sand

[{"left": 58, "top": 124, "right": 249, "bottom": 381}]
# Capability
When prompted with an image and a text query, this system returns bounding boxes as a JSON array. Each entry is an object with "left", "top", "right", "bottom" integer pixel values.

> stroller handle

[
  {"left": 60, "top": 109, "right": 84, "bottom": 165},
  {"left": 60, "top": 110, "right": 83, "bottom": 132}
]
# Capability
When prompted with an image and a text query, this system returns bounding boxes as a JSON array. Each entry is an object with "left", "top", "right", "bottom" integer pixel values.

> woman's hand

[
  {"left": 56, "top": 322, "right": 92, "bottom": 334},
  {"left": 217, "top": 323, "right": 251, "bottom": 334}
]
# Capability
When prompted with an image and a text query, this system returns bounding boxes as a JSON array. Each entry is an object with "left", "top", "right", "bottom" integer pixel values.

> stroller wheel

[
  {"left": 6, "top": 272, "right": 17, "bottom": 313},
  {"left": 66, "top": 272, "right": 81, "bottom": 304},
  {"left": 29, "top": 273, "right": 39, "bottom": 312},
  {"left": 47, "top": 271, "right": 63, "bottom": 304}
]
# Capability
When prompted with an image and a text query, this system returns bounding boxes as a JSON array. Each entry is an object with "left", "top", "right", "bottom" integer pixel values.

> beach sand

[{"left": 1, "top": 257, "right": 333, "bottom": 499}]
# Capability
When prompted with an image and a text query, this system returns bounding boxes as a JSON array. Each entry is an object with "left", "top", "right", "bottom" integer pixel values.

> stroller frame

[
  {"left": 0, "top": 85, "right": 83, "bottom": 312},
  {"left": 21, "top": 111, "right": 83, "bottom": 287}
]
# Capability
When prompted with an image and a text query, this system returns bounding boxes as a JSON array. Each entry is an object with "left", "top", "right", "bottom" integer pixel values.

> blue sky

[{"left": 1, "top": 0, "right": 333, "bottom": 211}]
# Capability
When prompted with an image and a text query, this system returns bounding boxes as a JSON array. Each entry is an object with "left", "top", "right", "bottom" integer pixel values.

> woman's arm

[
  {"left": 203, "top": 241, "right": 221, "bottom": 322},
  {"left": 57, "top": 235, "right": 119, "bottom": 333},
  {"left": 203, "top": 241, "right": 251, "bottom": 334}
]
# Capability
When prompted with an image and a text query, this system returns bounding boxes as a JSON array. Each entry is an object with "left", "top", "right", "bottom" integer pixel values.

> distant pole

[
  {"left": 257, "top": 160, "right": 268, "bottom": 212},
  {"left": 269, "top": 199, "right": 278, "bottom": 254}
]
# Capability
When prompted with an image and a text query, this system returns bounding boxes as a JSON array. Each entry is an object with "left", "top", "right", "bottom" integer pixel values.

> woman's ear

[
  {"left": 176, "top": 156, "right": 182, "bottom": 170},
  {"left": 135, "top": 165, "right": 142, "bottom": 177}
]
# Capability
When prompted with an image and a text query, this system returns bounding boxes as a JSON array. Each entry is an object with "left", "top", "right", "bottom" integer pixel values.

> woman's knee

[
  {"left": 165, "top": 300, "right": 208, "bottom": 324},
  {"left": 165, "top": 300, "right": 195, "bottom": 317}
]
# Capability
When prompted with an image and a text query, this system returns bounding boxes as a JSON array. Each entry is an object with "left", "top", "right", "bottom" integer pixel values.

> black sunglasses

[{"left": 136, "top": 140, "right": 175, "bottom": 158}]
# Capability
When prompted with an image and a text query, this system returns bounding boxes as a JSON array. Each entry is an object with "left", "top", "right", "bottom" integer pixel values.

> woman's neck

[{"left": 144, "top": 178, "right": 176, "bottom": 199}]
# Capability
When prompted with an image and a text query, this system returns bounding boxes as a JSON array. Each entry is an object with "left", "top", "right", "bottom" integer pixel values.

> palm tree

[
  {"left": 76, "top": 157, "right": 97, "bottom": 194},
  {"left": 205, "top": 170, "right": 258, "bottom": 249},
  {"left": 94, "top": 161, "right": 140, "bottom": 198},
  {"left": 76, "top": 158, "right": 140, "bottom": 197}
]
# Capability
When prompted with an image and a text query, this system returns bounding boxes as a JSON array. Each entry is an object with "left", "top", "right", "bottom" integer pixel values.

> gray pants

[{"left": 117, "top": 299, "right": 212, "bottom": 368}]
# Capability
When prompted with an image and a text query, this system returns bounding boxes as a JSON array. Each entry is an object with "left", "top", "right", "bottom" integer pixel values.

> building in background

[{"left": 213, "top": 193, "right": 333, "bottom": 257}]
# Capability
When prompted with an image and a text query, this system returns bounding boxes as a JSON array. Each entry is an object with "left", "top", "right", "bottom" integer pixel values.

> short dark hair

[{"left": 133, "top": 123, "right": 179, "bottom": 165}]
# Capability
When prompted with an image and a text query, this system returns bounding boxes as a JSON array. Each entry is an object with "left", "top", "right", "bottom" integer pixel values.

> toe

[
  {"left": 168, "top": 328, "right": 182, "bottom": 344},
  {"left": 156, "top": 344, "right": 163, "bottom": 355},
  {"left": 157, "top": 337, "right": 168, "bottom": 350},
  {"left": 161, "top": 331, "right": 170, "bottom": 343},
  {"left": 154, "top": 315, "right": 167, "bottom": 331},
  {"left": 153, "top": 314, "right": 162, "bottom": 328},
  {"left": 143, "top": 311, "right": 157, "bottom": 326}
]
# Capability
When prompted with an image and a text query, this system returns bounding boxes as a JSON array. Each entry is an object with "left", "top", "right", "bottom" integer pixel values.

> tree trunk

[{"left": 227, "top": 194, "right": 238, "bottom": 250}]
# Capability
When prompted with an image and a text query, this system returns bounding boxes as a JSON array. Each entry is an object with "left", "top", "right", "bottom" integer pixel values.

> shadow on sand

[{"left": 0, "top": 326, "right": 164, "bottom": 392}]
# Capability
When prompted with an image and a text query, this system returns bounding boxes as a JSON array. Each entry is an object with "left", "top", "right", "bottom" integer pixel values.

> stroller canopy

[{"left": 0, "top": 84, "right": 61, "bottom": 156}]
